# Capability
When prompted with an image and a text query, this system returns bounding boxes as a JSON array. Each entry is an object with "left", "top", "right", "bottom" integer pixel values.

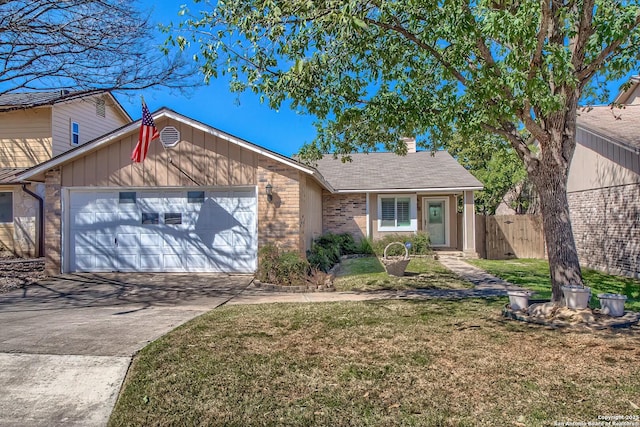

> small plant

[
  {"left": 372, "top": 232, "right": 432, "bottom": 257},
  {"left": 357, "top": 237, "right": 374, "bottom": 255}
]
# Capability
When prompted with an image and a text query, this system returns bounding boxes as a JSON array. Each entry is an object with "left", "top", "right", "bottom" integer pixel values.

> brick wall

[
  {"left": 322, "top": 193, "right": 366, "bottom": 240},
  {"left": 44, "top": 168, "right": 62, "bottom": 275},
  {"left": 257, "top": 157, "right": 302, "bottom": 252},
  {"left": 568, "top": 183, "right": 640, "bottom": 278}
]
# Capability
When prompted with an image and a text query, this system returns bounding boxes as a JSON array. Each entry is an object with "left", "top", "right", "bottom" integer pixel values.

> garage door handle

[{"left": 115, "top": 238, "right": 118, "bottom": 247}]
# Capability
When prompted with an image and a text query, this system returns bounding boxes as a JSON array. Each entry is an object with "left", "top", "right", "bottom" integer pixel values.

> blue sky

[{"left": 115, "top": 1, "right": 318, "bottom": 157}]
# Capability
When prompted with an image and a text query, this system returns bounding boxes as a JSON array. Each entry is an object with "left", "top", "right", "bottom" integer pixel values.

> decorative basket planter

[
  {"left": 561, "top": 286, "right": 591, "bottom": 310},
  {"left": 382, "top": 242, "right": 410, "bottom": 277},
  {"left": 597, "top": 293, "right": 627, "bottom": 317},
  {"left": 507, "top": 290, "right": 534, "bottom": 311}
]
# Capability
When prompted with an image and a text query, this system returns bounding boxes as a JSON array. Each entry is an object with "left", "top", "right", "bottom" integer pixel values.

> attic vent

[
  {"left": 160, "top": 126, "right": 180, "bottom": 147},
  {"left": 95, "top": 98, "right": 105, "bottom": 118}
]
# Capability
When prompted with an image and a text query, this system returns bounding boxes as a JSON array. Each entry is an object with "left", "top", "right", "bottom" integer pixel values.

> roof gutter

[{"left": 21, "top": 184, "right": 44, "bottom": 257}]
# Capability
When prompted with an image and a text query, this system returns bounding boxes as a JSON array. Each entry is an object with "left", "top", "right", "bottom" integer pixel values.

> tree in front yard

[{"left": 168, "top": 0, "right": 640, "bottom": 303}]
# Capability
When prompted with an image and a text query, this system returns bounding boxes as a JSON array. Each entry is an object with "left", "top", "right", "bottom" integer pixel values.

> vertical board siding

[
  {"left": 0, "top": 108, "right": 52, "bottom": 167},
  {"left": 61, "top": 118, "right": 258, "bottom": 188},
  {"left": 301, "top": 177, "right": 323, "bottom": 251},
  {"left": 51, "top": 94, "right": 130, "bottom": 156},
  {"left": 480, "top": 215, "right": 546, "bottom": 260}
]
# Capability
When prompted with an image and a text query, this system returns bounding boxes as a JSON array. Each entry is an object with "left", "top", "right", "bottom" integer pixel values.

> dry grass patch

[
  {"left": 334, "top": 256, "right": 472, "bottom": 292},
  {"left": 110, "top": 299, "right": 640, "bottom": 427}
]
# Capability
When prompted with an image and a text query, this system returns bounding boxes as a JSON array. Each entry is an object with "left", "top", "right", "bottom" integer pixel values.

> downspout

[{"left": 21, "top": 184, "right": 44, "bottom": 257}]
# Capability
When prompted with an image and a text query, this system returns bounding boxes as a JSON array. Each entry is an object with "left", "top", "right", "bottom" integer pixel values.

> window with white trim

[
  {"left": 0, "top": 192, "right": 12, "bottom": 223},
  {"left": 71, "top": 122, "right": 80, "bottom": 145},
  {"left": 378, "top": 195, "right": 416, "bottom": 231}
]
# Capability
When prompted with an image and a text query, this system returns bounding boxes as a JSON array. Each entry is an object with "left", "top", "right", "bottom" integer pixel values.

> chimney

[{"left": 402, "top": 137, "right": 417, "bottom": 153}]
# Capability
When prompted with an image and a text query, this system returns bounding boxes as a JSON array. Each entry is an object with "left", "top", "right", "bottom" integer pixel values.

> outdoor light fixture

[{"left": 265, "top": 183, "right": 273, "bottom": 202}]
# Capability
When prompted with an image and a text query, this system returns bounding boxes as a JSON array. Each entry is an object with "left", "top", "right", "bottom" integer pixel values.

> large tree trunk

[{"left": 531, "top": 161, "right": 583, "bottom": 303}]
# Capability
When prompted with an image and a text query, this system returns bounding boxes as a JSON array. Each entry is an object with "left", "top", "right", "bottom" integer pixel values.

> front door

[{"left": 424, "top": 198, "right": 447, "bottom": 246}]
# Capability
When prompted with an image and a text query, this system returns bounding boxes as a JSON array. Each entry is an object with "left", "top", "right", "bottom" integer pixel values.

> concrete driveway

[{"left": 0, "top": 273, "right": 253, "bottom": 427}]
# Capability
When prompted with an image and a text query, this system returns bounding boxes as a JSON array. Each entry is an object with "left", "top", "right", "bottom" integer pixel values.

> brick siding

[
  {"left": 568, "top": 183, "right": 640, "bottom": 278},
  {"left": 322, "top": 193, "right": 366, "bottom": 240},
  {"left": 257, "top": 157, "right": 302, "bottom": 253}
]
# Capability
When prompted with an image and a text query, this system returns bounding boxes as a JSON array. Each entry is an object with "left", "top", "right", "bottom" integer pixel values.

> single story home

[{"left": 18, "top": 108, "right": 483, "bottom": 275}]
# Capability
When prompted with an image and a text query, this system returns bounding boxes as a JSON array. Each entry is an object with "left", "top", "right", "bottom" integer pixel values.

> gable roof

[
  {"left": 576, "top": 105, "right": 640, "bottom": 153},
  {"left": 313, "top": 151, "right": 483, "bottom": 192},
  {"left": 18, "top": 107, "right": 334, "bottom": 191},
  {"left": 0, "top": 89, "right": 131, "bottom": 121}
]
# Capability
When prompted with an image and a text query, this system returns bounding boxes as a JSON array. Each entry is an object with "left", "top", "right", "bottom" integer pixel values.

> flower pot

[
  {"left": 561, "top": 286, "right": 591, "bottom": 310},
  {"left": 507, "top": 290, "right": 533, "bottom": 311},
  {"left": 597, "top": 293, "right": 627, "bottom": 317}
]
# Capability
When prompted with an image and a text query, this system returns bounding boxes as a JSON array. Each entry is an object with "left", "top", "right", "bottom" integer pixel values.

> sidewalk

[{"left": 227, "top": 256, "right": 526, "bottom": 305}]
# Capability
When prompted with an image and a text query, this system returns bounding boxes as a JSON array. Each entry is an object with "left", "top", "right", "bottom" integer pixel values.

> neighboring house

[
  {"left": 570, "top": 80, "right": 640, "bottom": 278},
  {"left": 0, "top": 90, "right": 131, "bottom": 256},
  {"left": 18, "top": 108, "right": 482, "bottom": 275}
]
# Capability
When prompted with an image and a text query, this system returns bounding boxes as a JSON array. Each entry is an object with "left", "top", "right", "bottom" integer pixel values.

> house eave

[{"left": 333, "top": 186, "right": 483, "bottom": 194}]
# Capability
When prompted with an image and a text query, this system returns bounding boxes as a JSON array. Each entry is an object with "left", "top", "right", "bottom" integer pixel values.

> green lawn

[
  {"left": 110, "top": 299, "right": 640, "bottom": 427},
  {"left": 333, "top": 256, "right": 472, "bottom": 292},
  {"left": 467, "top": 258, "right": 640, "bottom": 311}
]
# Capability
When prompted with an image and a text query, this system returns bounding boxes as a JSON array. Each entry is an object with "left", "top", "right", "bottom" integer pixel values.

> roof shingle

[
  {"left": 312, "top": 151, "right": 483, "bottom": 192},
  {"left": 577, "top": 105, "right": 640, "bottom": 150}
]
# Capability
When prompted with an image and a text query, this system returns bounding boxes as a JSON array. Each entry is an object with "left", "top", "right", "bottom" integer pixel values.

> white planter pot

[
  {"left": 561, "top": 286, "right": 591, "bottom": 310},
  {"left": 597, "top": 293, "right": 627, "bottom": 317},
  {"left": 507, "top": 290, "right": 533, "bottom": 311}
]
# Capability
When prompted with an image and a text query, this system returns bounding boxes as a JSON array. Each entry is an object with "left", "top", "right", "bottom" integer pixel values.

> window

[
  {"left": 164, "top": 213, "right": 182, "bottom": 225},
  {"left": 71, "top": 122, "right": 80, "bottom": 145},
  {"left": 0, "top": 192, "right": 13, "bottom": 223},
  {"left": 378, "top": 195, "right": 416, "bottom": 231},
  {"left": 119, "top": 192, "right": 136, "bottom": 204},
  {"left": 188, "top": 191, "right": 204, "bottom": 203},
  {"left": 95, "top": 98, "right": 105, "bottom": 118},
  {"left": 142, "top": 212, "right": 159, "bottom": 225}
]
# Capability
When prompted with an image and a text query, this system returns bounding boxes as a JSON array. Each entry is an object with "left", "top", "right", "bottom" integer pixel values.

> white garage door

[{"left": 67, "top": 188, "right": 257, "bottom": 273}]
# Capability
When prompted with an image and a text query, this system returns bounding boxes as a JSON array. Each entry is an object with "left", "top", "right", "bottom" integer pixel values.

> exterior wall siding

[
  {"left": 0, "top": 108, "right": 52, "bottom": 168},
  {"left": 322, "top": 193, "right": 367, "bottom": 240},
  {"left": 0, "top": 186, "right": 39, "bottom": 258},
  {"left": 60, "top": 118, "right": 258, "bottom": 188},
  {"left": 300, "top": 176, "right": 323, "bottom": 251},
  {"left": 569, "top": 184, "right": 640, "bottom": 278},
  {"left": 568, "top": 130, "right": 640, "bottom": 193},
  {"left": 257, "top": 157, "right": 301, "bottom": 252},
  {"left": 44, "top": 169, "right": 62, "bottom": 274},
  {"left": 52, "top": 94, "right": 129, "bottom": 156}
]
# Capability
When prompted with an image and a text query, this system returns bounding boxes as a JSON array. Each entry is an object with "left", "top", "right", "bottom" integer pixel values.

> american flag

[{"left": 131, "top": 101, "right": 160, "bottom": 163}]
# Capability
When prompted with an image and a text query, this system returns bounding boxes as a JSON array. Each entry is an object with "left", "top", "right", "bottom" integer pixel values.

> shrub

[
  {"left": 257, "top": 244, "right": 310, "bottom": 286},
  {"left": 357, "top": 237, "right": 374, "bottom": 255},
  {"left": 372, "top": 232, "right": 432, "bottom": 257},
  {"left": 306, "top": 232, "right": 365, "bottom": 272}
]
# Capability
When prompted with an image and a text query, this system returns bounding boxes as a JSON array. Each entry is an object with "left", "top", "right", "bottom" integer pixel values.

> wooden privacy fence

[{"left": 475, "top": 214, "right": 546, "bottom": 260}]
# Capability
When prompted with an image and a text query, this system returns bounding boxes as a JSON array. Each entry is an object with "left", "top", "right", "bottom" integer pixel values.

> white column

[{"left": 463, "top": 190, "right": 476, "bottom": 255}]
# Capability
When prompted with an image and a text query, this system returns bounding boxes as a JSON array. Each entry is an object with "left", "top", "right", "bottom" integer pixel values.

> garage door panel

[{"left": 69, "top": 189, "right": 256, "bottom": 273}]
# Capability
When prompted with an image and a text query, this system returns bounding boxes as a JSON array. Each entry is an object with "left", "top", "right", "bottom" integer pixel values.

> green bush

[
  {"left": 257, "top": 244, "right": 310, "bottom": 286},
  {"left": 306, "top": 232, "right": 366, "bottom": 272},
  {"left": 372, "top": 232, "right": 432, "bottom": 257},
  {"left": 357, "top": 237, "right": 374, "bottom": 255}
]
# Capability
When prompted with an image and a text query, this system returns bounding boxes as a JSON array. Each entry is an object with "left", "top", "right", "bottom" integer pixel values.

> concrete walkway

[{"left": 0, "top": 260, "right": 519, "bottom": 427}]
